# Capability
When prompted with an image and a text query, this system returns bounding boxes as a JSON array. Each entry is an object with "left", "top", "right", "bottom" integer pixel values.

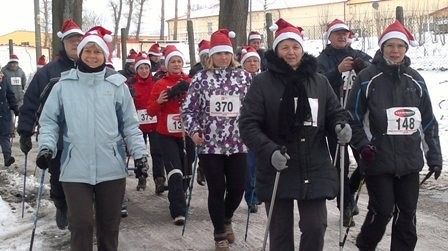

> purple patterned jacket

[{"left": 182, "top": 67, "right": 251, "bottom": 155}]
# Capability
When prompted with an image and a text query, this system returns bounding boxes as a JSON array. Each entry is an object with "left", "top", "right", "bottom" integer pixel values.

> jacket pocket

[{"left": 60, "top": 144, "right": 74, "bottom": 178}]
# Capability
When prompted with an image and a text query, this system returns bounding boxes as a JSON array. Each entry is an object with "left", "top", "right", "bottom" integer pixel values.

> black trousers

[
  {"left": 147, "top": 132, "right": 165, "bottom": 179},
  {"left": 356, "top": 172, "right": 419, "bottom": 251},
  {"left": 49, "top": 150, "right": 66, "bottom": 208},
  {"left": 264, "top": 199, "right": 327, "bottom": 251},
  {"left": 158, "top": 135, "right": 194, "bottom": 218},
  {"left": 62, "top": 178, "right": 126, "bottom": 251},
  {"left": 200, "top": 153, "right": 246, "bottom": 238}
]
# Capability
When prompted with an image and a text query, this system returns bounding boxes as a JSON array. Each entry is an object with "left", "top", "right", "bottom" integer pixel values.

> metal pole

[
  {"left": 339, "top": 144, "right": 346, "bottom": 251},
  {"left": 21, "top": 153, "right": 28, "bottom": 218},
  {"left": 34, "top": 0, "right": 42, "bottom": 61},
  {"left": 30, "top": 170, "right": 46, "bottom": 251},
  {"left": 262, "top": 171, "right": 280, "bottom": 251}
]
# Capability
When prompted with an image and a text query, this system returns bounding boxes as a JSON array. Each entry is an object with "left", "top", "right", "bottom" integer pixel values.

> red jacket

[
  {"left": 131, "top": 75, "right": 157, "bottom": 133},
  {"left": 148, "top": 72, "right": 191, "bottom": 138}
]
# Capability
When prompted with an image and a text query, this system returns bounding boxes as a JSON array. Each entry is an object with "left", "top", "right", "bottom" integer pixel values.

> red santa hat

[
  {"left": 37, "top": 55, "right": 46, "bottom": 68},
  {"left": 269, "top": 18, "right": 304, "bottom": 50},
  {"left": 148, "top": 43, "right": 163, "bottom": 57},
  {"left": 325, "top": 19, "right": 350, "bottom": 37},
  {"left": 8, "top": 54, "right": 19, "bottom": 63},
  {"left": 378, "top": 20, "right": 418, "bottom": 48},
  {"left": 57, "top": 19, "right": 84, "bottom": 40},
  {"left": 209, "top": 29, "right": 236, "bottom": 56},
  {"left": 248, "top": 31, "right": 262, "bottom": 41},
  {"left": 126, "top": 50, "right": 138, "bottom": 63},
  {"left": 240, "top": 46, "right": 260, "bottom": 65},
  {"left": 134, "top": 52, "right": 152, "bottom": 70},
  {"left": 77, "top": 26, "right": 113, "bottom": 58},
  {"left": 163, "top": 45, "right": 184, "bottom": 68},
  {"left": 198, "top": 40, "right": 210, "bottom": 57}
]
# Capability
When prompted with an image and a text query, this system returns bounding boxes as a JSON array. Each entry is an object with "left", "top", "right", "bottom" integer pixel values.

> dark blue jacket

[{"left": 0, "top": 78, "right": 17, "bottom": 134}]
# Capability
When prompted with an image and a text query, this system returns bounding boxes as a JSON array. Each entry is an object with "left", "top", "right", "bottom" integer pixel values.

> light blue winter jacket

[{"left": 38, "top": 68, "right": 148, "bottom": 185}]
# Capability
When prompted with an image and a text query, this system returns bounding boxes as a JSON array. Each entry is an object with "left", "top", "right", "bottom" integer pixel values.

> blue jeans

[{"left": 244, "top": 151, "right": 258, "bottom": 205}]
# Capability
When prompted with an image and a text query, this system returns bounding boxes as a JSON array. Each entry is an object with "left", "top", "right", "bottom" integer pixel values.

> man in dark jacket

[
  {"left": 0, "top": 71, "right": 19, "bottom": 167},
  {"left": 317, "top": 19, "right": 372, "bottom": 226},
  {"left": 17, "top": 19, "right": 84, "bottom": 230},
  {"left": 239, "top": 18, "right": 352, "bottom": 251},
  {"left": 347, "top": 21, "right": 442, "bottom": 251}
]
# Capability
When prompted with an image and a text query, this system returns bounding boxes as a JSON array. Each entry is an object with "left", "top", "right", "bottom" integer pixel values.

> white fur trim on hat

[
  {"left": 8, "top": 58, "right": 19, "bottom": 63},
  {"left": 198, "top": 49, "right": 209, "bottom": 57},
  {"left": 378, "top": 31, "right": 410, "bottom": 48},
  {"left": 327, "top": 23, "right": 349, "bottom": 37},
  {"left": 164, "top": 51, "right": 185, "bottom": 68},
  {"left": 209, "top": 45, "right": 233, "bottom": 56},
  {"left": 241, "top": 52, "right": 260, "bottom": 65},
  {"left": 148, "top": 51, "right": 163, "bottom": 57},
  {"left": 249, "top": 34, "right": 262, "bottom": 40},
  {"left": 77, "top": 34, "right": 110, "bottom": 58},
  {"left": 126, "top": 58, "right": 136, "bottom": 63},
  {"left": 135, "top": 59, "right": 152, "bottom": 70},
  {"left": 273, "top": 32, "right": 304, "bottom": 50},
  {"left": 57, "top": 28, "right": 84, "bottom": 40}
]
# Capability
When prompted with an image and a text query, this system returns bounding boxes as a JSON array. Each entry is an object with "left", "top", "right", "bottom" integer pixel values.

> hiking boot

[
  {"left": 196, "top": 167, "right": 206, "bottom": 186},
  {"left": 121, "top": 203, "right": 128, "bottom": 218},
  {"left": 4, "top": 156, "right": 15, "bottom": 167},
  {"left": 215, "top": 239, "right": 230, "bottom": 251},
  {"left": 224, "top": 220, "right": 235, "bottom": 244},
  {"left": 173, "top": 216, "right": 185, "bottom": 226},
  {"left": 249, "top": 204, "right": 258, "bottom": 213},
  {"left": 136, "top": 177, "right": 147, "bottom": 191},
  {"left": 56, "top": 206, "right": 68, "bottom": 230},
  {"left": 154, "top": 177, "right": 166, "bottom": 195},
  {"left": 352, "top": 203, "right": 359, "bottom": 216}
]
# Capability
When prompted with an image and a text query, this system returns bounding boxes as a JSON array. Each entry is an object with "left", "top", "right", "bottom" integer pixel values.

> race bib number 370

[
  {"left": 167, "top": 114, "right": 183, "bottom": 133},
  {"left": 386, "top": 107, "right": 421, "bottom": 135},
  {"left": 210, "top": 95, "right": 241, "bottom": 117}
]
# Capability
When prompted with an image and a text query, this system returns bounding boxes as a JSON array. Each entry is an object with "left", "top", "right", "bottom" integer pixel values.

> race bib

[
  {"left": 167, "top": 114, "right": 183, "bottom": 133},
  {"left": 11, "top": 77, "right": 21, "bottom": 86},
  {"left": 341, "top": 70, "right": 356, "bottom": 90},
  {"left": 209, "top": 95, "right": 241, "bottom": 117},
  {"left": 386, "top": 107, "right": 421, "bottom": 135},
  {"left": 137, "top": 109, "right": 157, "bottom": 124},
  {"left": 303, "top": 98, "right": 318, "bottom": 127}
]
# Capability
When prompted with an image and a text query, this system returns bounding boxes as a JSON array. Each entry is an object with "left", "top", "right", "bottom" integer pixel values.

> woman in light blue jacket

[{"left": 36, "top": 26, "right": 148, "bottom": 251}]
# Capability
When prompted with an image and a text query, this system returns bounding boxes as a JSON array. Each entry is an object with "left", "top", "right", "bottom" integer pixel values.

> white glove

[
  {"left": 335, "top": 123, "right": 352, "bottom": 144},
  {"left": 271, "top": 149, "right": 290, "bottom": 171}
]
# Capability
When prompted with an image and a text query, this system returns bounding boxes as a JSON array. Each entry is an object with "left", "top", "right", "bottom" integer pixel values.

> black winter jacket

[
  {"left": 0, "top": 79, "right": 18, "bottom": 134},
  {"left": 239, "top": 51, "right": 349, "bottom": 201},
  {"left": 317, "top": 45, "right": 372, "bottom": 98},
  {"left": 346, "top": 50, "right": 442, "bottom": 176},
  {"left": 18, "top": 50, "right": 76, "bottom": 137}
]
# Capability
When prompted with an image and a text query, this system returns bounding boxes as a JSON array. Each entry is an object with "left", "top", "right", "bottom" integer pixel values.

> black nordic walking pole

[
  {"left": 182, "top": 150, "right": 198, "bottom": 236},
  {"left": 21, "top": 153, "right": 28, "bottom": 218},
  {"left": 30, "top": 169, "right": 46, "bottom": 251},
  {"left": 262, "top": 146, "right": 287, "bottom": 251},
  {"left": 341, "top": 178, "right": 365, "bottom": 247},
  {"left": 339, "top": 143, "right": 346, "bottom": 251}
]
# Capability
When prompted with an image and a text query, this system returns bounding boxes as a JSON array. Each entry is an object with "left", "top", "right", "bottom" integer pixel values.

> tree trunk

[
  {"left": 173, "top": 0, "right": 178, "bottom": 40},
  {"left": 125, "top": 0, "right": 134, "bottom": 36},
  {"left": 160, "top": 0, "right": 165, "bottom": 40},
  {"left": 51, "top": 0, "right": 83, "bottom": 58},
  {"left": 110, "top": 0, "right": 123, "bottom": 52},
  {"left": 135, "top": 0, "right": 146, "bottom": 41},
  {"left": 219, "top": 0, "right": 249, "bottom": 48},
  {"left": 42, "top": 0, "right": 50, "bottom": 48}
]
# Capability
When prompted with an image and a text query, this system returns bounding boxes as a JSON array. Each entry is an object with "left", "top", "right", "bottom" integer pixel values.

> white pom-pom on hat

[
  {"left": 228, "top": 31, "right": 236, "bottom": 38},
  {"left": 269, "top": 23, "right": 278, "bottom": 32},
  {"left": 241, "top": 48, "right": 247, "bottom": 54},
  {"left": 103, "top": 34, "right": 113, "bottom": 43},
  {"left": 57, "top": 31, "right": 63, "bottom": 38}
]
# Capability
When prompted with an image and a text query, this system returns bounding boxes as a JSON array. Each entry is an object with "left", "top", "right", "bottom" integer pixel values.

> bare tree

[
  {"left": 134, "top": 0, "right": 147, "bottom": 40},
  {"left": 110, "top": 0, "right": 124, "bottom": 51},
  {"left": 125, "top": 0, "right": 135, "bottom": 36},
  {"left": 160, "top": 0, "right": 165, "bottom": 40},
  {"left": 41, "top": 0, "right": 51, "bottom": 48},
  {"left": 83, "top": 10, "right": 104, "bottom": 30},
  {"left": 219, "top": 0, "right": 249, "bottom": 47},
  {"left": 52, "top": 0, "right": 83, "bottom": 58},
  {"left": 173, "top": 0, "right": 178, "bottom": 40}
]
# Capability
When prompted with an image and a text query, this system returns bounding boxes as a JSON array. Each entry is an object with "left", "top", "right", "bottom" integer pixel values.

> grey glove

[
  {"left": 271, "top": 149, "right": 290, "bottom": 171},
  {"left": 335, "top": 123, "right": 352, "bottom": 144}
]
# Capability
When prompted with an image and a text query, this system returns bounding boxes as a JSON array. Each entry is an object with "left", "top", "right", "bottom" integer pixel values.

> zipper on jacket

[{"left": 113, "top": 146, "right": 116, "bottom": 156}]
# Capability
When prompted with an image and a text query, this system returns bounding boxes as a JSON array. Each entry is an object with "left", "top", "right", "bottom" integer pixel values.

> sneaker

[
  {"left": 121, "top": 204, "right": 128, "bottom": 218},
  {"left": 196, "top": 167, "right": 206, "bottom": 186},
  {"left": 56, "top": 206, "right": 68, "bottom": 230},
  {"left": 215, "top": 239, "right": 230, "bottom": 251},
  {"left": 173, "top": 216, "right": 185, "bottom": 226},
  {"left": 154, "top": 177, "right": 166, "bottom": 195},
  {"left": 249, "top": 204, "right": 258, "bottom": 213},
  {"left": 4, "top": 156, "right": 15, "bottom": 167},
  {"left": 224, "top": 221, "right": 235, "bottom": 244}
]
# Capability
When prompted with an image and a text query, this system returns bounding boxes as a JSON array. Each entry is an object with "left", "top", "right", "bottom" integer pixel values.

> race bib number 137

[{"left": 167, "top": 114, "right": 183, "bottom": 133}]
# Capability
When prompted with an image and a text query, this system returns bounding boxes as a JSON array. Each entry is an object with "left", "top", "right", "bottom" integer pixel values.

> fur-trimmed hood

[{"left": 265, "top": 49, "right": 318, "bottom": 79}]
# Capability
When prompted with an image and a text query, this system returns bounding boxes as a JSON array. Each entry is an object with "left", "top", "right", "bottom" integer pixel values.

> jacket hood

[
  {"left": 371, "top": 49, "right": 411, "bottom": 78},
  {"left": 265, "top": 49, "right": 318, "bottom": 78}
]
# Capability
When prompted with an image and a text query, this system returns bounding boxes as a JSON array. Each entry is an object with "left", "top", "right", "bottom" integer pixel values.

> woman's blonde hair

[
  {"left": 204, "top": 53, "right": 240, "bottom": 70},
  {"left": 82, "top": 42, "right": 106, "bottom": 56}
]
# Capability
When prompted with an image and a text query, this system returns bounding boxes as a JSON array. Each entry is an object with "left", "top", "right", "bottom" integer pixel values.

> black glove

[
  {"left": 20, "top": 135, "right": 33, "bottom": 154},
  {"left": 429, "top": 165, "right": 442, "bottom": 180},
  {"left": 134, "top": 157, "right": 149, "bottom": 179},
  {"left": 360, "top": 144, "right": 376, "bottom": 166},
  {"left": 36, "top": 148, "right": 53, "bottom": 170},
  {"left": 353, "top": 58, "right": 367, "bottom": 74},
  {"left": 166, "top": 80, "right": 189, "bottom": 99}
]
